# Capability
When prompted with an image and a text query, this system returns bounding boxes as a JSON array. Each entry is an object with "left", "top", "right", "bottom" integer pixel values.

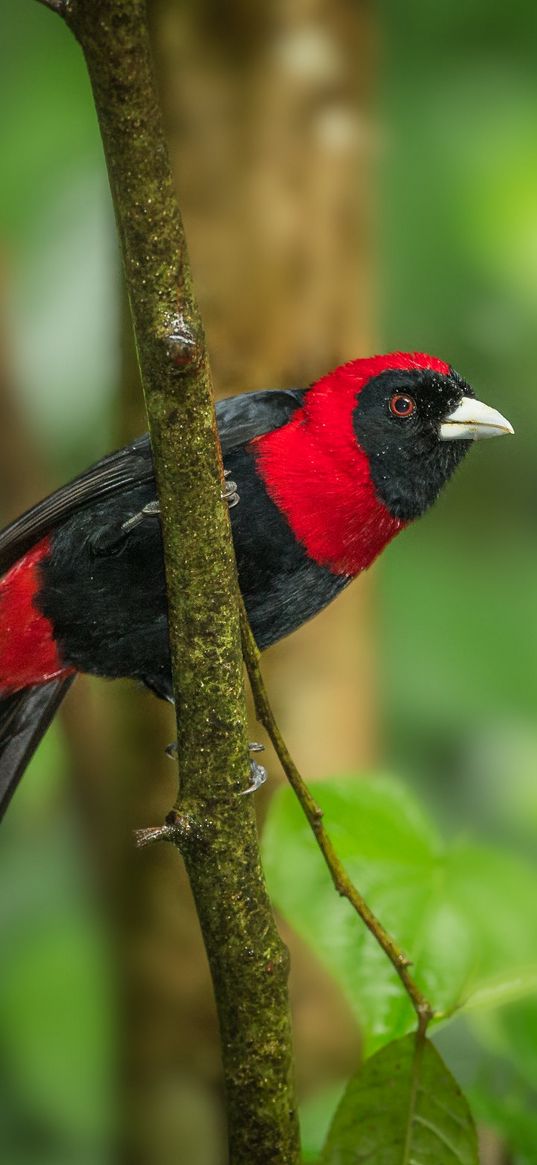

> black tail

[{"left": 0, "top": 677, "right": 75, "bottom": 823}]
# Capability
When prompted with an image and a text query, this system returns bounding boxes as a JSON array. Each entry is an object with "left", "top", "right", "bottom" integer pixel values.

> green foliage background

[{"left": 0, "top": 1, "right": 536, "bottom": 1162}]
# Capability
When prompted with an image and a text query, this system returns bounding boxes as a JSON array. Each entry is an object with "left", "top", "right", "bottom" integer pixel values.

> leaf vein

[
  {"left": 414, "top": 1113, "right": 463, "bottom": 1160},
  {"left": 417, "top": 1086, "right": 469, "bottom": 1130}
]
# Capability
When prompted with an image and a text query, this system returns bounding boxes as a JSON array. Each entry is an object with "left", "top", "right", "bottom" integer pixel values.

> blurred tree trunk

[{"left": 152, "top": 0, "right": 379, "bottom": 777}]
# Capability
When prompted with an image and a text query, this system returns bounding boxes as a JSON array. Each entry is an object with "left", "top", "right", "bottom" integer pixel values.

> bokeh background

[{"left": 0, "top": 1, "right": 536, "bottom": 1162}]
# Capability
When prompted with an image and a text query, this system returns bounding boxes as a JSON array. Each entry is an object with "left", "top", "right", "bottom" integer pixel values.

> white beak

[{"left": 439, "top": 396, "right": 514, "bottom": 441}]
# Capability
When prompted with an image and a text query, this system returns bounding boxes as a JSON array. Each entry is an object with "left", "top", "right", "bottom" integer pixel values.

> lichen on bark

[{"left": 37, "top": 0, "right": 300, "bottom": 1160}]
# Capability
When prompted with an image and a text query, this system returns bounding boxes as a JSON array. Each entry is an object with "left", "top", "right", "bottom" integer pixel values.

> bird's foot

[
  {"left": 90, "top": 500, "right": 161, "bottom": 555},
  {"left": 240, "top": 742, "right": 267, "bottom": 795},
  {"left": 164, "top": 740, "right": 267, "bottom": 794},
  {"left": 240, "top": 759, "right": 267, "bottom": 795},
  {"left": 222, "top": 469, "right": 239, "bottom": 508},
  {"left": 121, "top": 499, "right": 160, "bottom": 534}
]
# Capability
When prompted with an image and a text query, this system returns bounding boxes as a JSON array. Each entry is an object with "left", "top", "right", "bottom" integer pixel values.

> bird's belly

[{"left": 243, "top": 558, "right": 350, "bottom": 650}]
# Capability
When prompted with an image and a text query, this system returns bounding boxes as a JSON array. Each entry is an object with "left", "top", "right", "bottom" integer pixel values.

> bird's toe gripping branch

[
  {"left": 164, "top": 740, "right": 266, "bottom": 795},
  {"left": 241, "top": 742, "right": 267, "bottom": 795},
  {"left": 90, "top": 500, "right": 161, "bottom": 555},
  {"left": 121, "top": 499, "right": 161, "bottom": 532},
  {"left": 222, "top": 469, "right": 239, "bottom": 508}
]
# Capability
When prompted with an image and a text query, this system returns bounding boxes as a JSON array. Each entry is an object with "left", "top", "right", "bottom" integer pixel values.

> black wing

[
  {"left": 0, "top": 437, "right": 154, "bottom": 575},
  {"left": 0, "top": 388, "right": 304, "bottom": 576},
  {"left": 217, "top": 388, "right": 304, "bottom": 453},
  {"left": 0, "top": 677, "right": 75, "bottom": 823}
]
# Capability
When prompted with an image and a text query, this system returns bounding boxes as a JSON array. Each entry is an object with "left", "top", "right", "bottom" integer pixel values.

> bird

[{"left": 0, "top": 351, "right": 513, "bottom": 820}]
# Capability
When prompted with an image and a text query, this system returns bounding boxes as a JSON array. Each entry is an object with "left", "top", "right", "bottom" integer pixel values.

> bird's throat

[{"left": 252, "top": 403, "right": 406, "bottom": 577}]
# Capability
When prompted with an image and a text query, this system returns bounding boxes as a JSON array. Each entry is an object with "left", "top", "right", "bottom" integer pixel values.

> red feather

[
  {"left": 0, "top": 538, "right": 73, "bottom": 694},
  {"left": 252, "top": 353, "right": 448, "bottom": 575}
]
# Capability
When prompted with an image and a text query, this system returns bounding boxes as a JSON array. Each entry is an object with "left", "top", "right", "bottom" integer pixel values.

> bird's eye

[{"left": 389, "top": 393, "right": 416, "bottom": 418}]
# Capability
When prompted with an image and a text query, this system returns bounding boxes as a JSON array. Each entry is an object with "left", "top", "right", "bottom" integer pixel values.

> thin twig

[
  {"left": 240, "top": 599, "right": 434, "bottom": 1032},
  {"left": 134, "top": 811, "right": 193, "bottom": 849}
]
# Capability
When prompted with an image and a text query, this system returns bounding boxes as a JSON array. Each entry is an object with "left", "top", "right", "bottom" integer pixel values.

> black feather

[
  {"left": 0, "top": 677, "right": 74, "bottom": 822},
  {"left": 0, "top": 389, "right": 304, "bottom": 575}
]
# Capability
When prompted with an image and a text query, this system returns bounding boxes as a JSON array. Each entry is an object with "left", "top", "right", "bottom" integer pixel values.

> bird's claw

[
  {"left": 240, "top": 760, "right": 267, "bottom": 795},
  {"left": 165, "top": 740, "right": 267, "bottom": 794},
  {"left": 90, "top": 499, "right": 161, "bottom": 555},
  {"left": 222, "top": 469, "right": 239, "bottom": 508},
  {"left": 121, "top": 499, "right": 160, "bottom": 534},
  {"left": 240, "top": 742, "right": 267, "bottom": 795}
]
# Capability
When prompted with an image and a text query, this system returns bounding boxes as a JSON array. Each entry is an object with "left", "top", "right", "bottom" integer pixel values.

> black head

[{"left": 353, "top": 365, "right": 500, "bottom": 521}]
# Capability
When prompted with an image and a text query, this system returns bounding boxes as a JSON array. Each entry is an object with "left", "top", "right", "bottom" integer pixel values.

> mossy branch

[
  {"left": 37, "top": 0, "right": 300, "bottom": 1160},
  {"left": 239, "top": 600, "right": 434, "bottom": 1036}
]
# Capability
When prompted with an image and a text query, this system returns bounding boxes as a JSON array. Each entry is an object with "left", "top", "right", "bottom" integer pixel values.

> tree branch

[
  {"left": 240, "top": 600, "right": 434, "bottom": 1036},
  {"left": 38, "top": 0, "right": 300, "bottom": 1159}
]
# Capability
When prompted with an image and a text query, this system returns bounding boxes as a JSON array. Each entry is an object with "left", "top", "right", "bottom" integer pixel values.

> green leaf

[
  {"left": 461, "top": 966, "right": 537, "bottom": 1014},
  {"left": 262, "top": 776, "right": 537, "bottom": 1050},
  {"left": 321, "top": 1035, "right": 478, "bottom": 1165}
]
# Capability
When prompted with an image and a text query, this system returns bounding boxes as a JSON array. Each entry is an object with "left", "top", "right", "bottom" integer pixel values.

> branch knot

[
  {"left": 164, "top": 313, "right": 204, "bottom": 373},
  {"left": 134, "top": 809, "right": 194, "bottom": 849}
]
